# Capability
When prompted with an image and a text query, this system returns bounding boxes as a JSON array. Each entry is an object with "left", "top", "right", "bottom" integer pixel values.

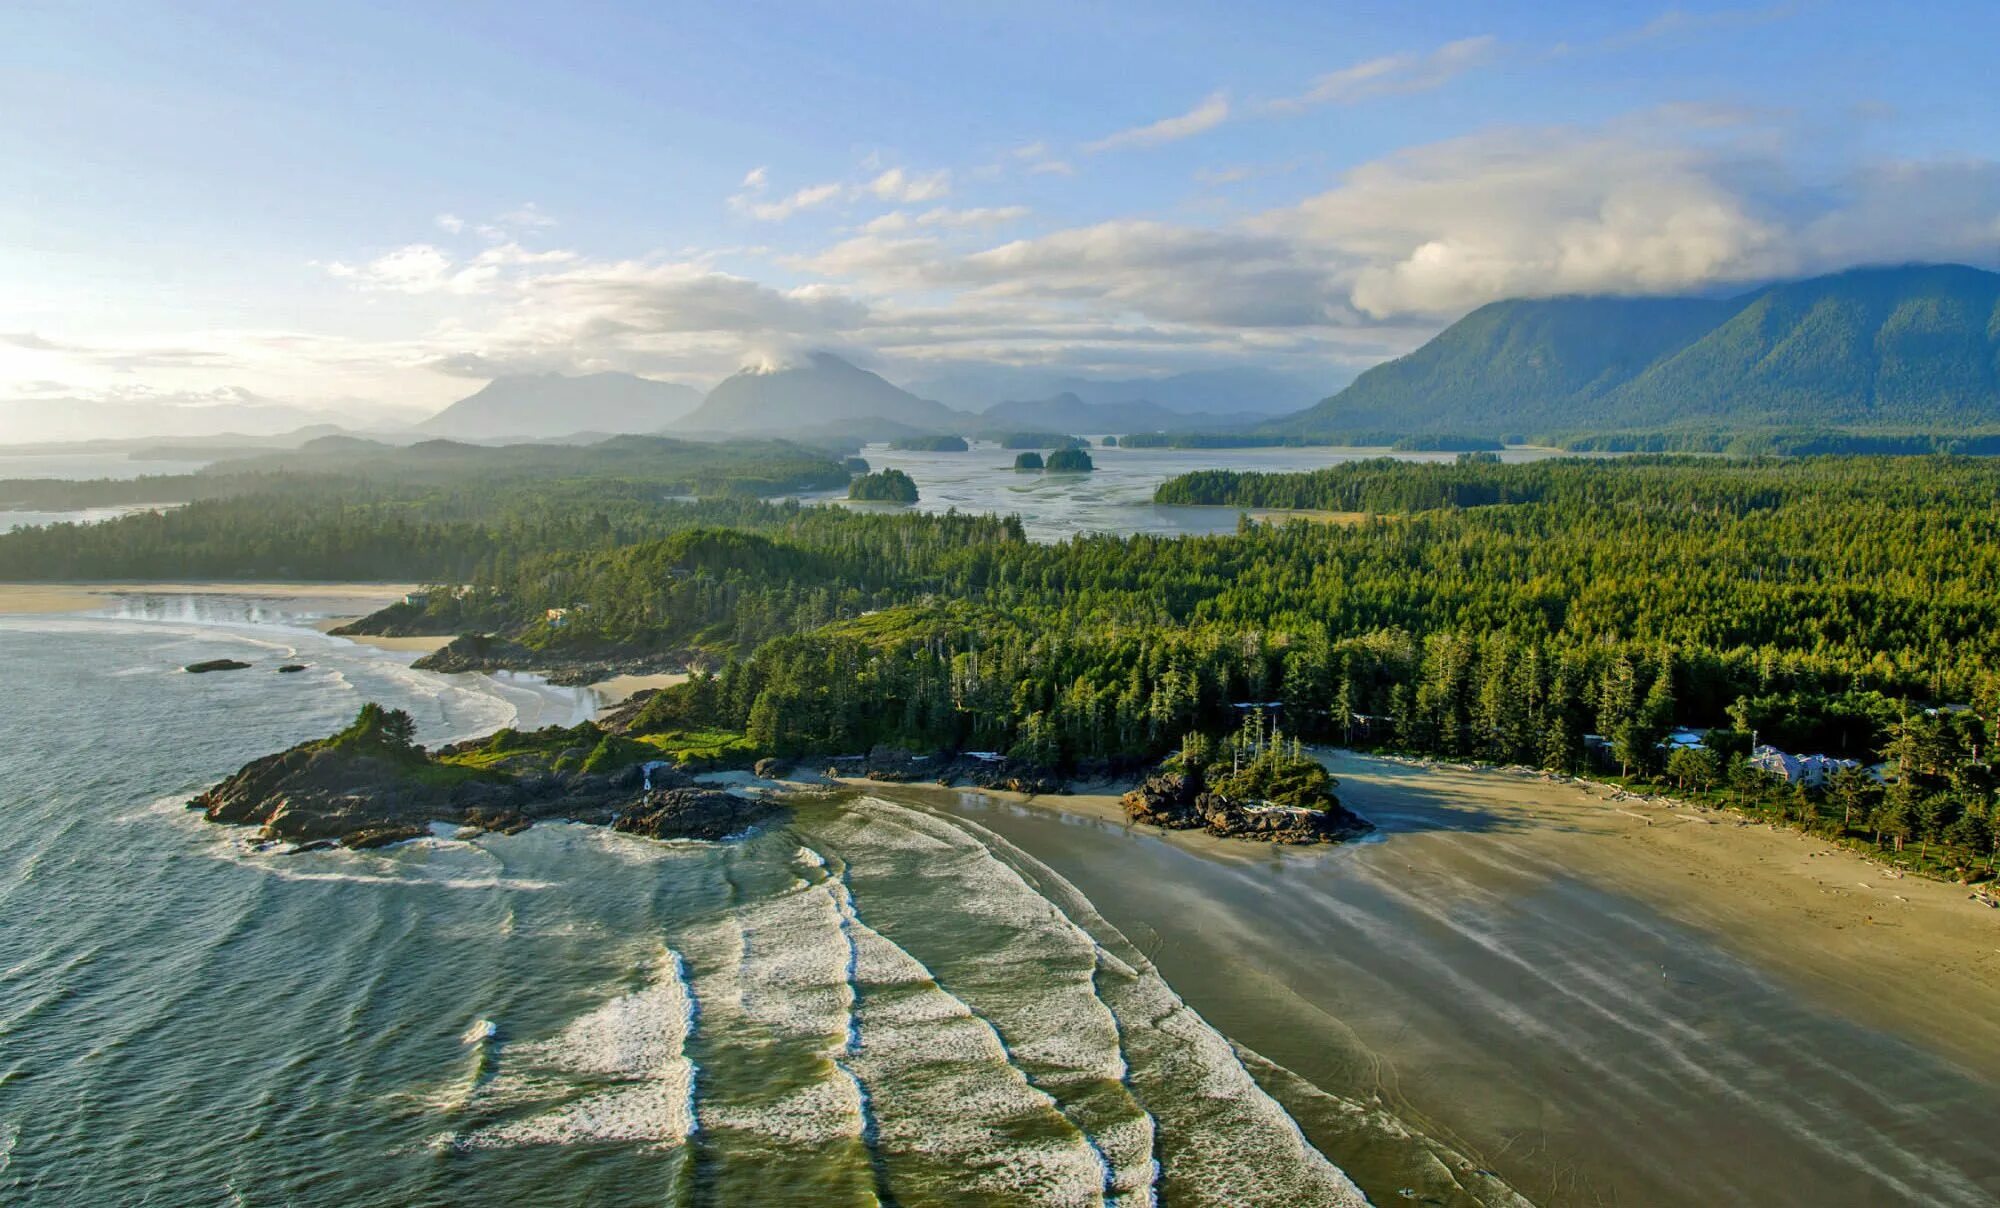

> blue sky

[{"left": 3, "top": 0, "right": 1998, "bottom": 422}]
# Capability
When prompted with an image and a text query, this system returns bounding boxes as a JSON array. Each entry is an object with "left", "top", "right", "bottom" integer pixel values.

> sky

[{"left": 3, "top": 0, "right": 1999, "bottom": 425}]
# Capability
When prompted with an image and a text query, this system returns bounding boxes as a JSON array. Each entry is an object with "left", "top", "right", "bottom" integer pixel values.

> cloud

[
  {"left": 435, "top": 213, "right": 466, "bottom": 234},
  {"left": 1085, "top": 91, "right": 1231, "bottom": 152},
  {"left": 1027, "top": 159, "right": 1075, "bottom": 177},
  {"left": 865, "top": 205, "right": 1031, "bottom": 233},
  {"left": 1270, "top": 36, "right": 1498, "bottom": 111},
  {"left": 865, "top": 167, "right": 952, "bottom": 202},
  {"left": 2, "top": 332, "right": 65, "bottom": 351},
  {"left": 321, "top": 242, "right": 574, "bottom": 295},
  {"left": 731, "top": 180, "right": 844, "bottom": 222}
]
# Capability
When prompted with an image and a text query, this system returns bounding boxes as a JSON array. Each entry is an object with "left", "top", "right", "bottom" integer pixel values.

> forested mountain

[
  {"left": 416, "top": 372, "right": 702, "bottom": 439},
  {"left": 1282, "top": 265, "right": 2000, "bottom": 437},
  {"left": 678, "top": 353, "right": 966, "bottom": 435}
]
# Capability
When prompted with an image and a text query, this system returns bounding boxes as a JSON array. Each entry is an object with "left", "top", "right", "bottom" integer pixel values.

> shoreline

[
  {"left": 924, "top": 750, "right": 2000, "bottom": 1082},
  {"left": 903, "top": 751, "right": 2000, "bottom": 1205},
  {"left": 0, "top": 580, "right": 420, "bottom": 616}
]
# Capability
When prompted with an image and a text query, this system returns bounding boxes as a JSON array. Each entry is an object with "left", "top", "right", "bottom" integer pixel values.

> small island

[
  {"left": 1013, "top": 451, "right": 1044, "bottom": 470},
  {"left": 849, "top": 468, "right": 921, "bottom": 502},
  {"left": 185, "top": 659, "right": 252, "bottom": 674},
  {"left": 1122, "top": 724, "right": 1369, "bottom": 844},
  {"left": 888, "top": 434, "right": 969, "bottom": 452},
  {"left": 1044, "top": 447, "right": 1095, "bottom": 472},
  {"left": 192, "top": 703, "right": 782, "bottom": 849}
]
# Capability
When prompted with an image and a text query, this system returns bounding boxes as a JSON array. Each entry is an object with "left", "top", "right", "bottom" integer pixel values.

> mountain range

[
  {"left": 673, "top": 352, "right": 964, "bottom": 437},
  {"left": 1285, "top": 264, "right": 2000, "bottom": 437},
  {"left": 415, "top": 371, "right": 702, "bottom": 440}
]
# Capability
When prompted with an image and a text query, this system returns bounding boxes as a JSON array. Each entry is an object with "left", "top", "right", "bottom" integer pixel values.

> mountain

[
  {"left": 978, "top": 393, "right": 1271, "bottom": 433},
  {"left": 678, "top": 353, "right": 966, "bottom": 435},
  {"left": 417, "top": 372, "right": 702, "bottom": 440},
  {"left": 1281, "top": 264, "right": 2000, "bottom": 437},
  {"left": 909, "top": 366, "right": 1325, "bottom": 414},
  {"left": 0, "top": 389, "right": 404, "bottom": 446}
]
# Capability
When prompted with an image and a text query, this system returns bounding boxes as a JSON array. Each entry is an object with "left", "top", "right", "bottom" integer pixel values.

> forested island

[
  {"left": 6, "top": 442, "right": 2000, "bottom": 870},
  {"left": 847, "top": 468, "right": 920, "bottom": 502}
]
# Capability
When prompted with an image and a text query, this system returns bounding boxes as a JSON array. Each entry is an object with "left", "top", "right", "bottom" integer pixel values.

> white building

[{"left": 1751, "top": 744, "right": 1860, "bottom": 787}]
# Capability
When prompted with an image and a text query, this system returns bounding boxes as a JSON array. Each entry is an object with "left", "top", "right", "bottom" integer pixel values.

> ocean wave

[{"left": 452, "top": 947, "right": 698, "bottom": 1149}]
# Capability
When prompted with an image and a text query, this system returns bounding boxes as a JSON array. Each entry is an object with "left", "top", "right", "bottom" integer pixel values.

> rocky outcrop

[
  {"left": 276, "top": 664, "right": 308, "bottom": 673},
  {"left": 1120, "top": 773, "right": 1371, "bottom": 845},
  {"left": 613, "top": 788, "right": 783, "bottom": 841},
  {"left": 191, "top": 742, "right": 779, "bottom": 849},
  {"left": 831, "top": 745, "right": 1067, "bottom": 795},
  {"left": 185, "top": 659, "right": 251, "bottom": 673},
  {"left": 409, "top": 633, "right": 691, "bottom": 687}
]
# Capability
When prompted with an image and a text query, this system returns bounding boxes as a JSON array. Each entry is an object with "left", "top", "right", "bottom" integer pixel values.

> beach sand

[
  {"left": 1330, "top": 755, "right": 2000, "bottom": 1082},
  {"left": 884, "top": 753, "right": 2000, "bottom": 1207},
  {"left": 0, "top": 581, "right": 418, "bottom": 615},
  {"left": 588, "top": 672, "right": 691, "bottom": 709}
]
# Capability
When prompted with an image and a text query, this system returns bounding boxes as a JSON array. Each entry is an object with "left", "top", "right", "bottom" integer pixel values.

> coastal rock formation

[
  {"left": 1120, "top": 773, "right": 1370, "bottom": 844},
  {"left": 613, "top": 788, "right": 783, "bottom": 841},
  {"left": 185, "top": 659, "right": 252, "bottom": 673},
  {"left": 834, "top": 745, "right": 1067, "bottom": 795},
  {"left": 410, "top": 632, "right": 689, "bottom": 686},
  {"left": 191, "top": 742, "right": 779, "bottom": 848}
]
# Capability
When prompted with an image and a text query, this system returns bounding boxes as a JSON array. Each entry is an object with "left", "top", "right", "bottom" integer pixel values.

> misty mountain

[
  {"left": 978, "top": 393, "right": 1271, "bottom": 433},
  {"left": 1282, "top": 264, "right": 2000, "bottom": 437},
  {"left": 677, "top": 353, "right": 966, "bottom": 435},
  {"left": 417, "top": 372, "right": 702, "bottom": 440},
  {"left": 909, "top": 366, "right": 1327, "bottom": 415}
]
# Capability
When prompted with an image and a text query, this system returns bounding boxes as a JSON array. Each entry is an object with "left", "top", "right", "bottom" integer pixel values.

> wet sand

[
  {"left": 0, "top": 581, "right": 417, "bottom": 615},
  {"left": 891, "top": 755, "right": 2000, "bottom": 1207}
]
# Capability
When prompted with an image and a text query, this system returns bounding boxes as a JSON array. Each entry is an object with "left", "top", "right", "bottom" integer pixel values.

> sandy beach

[
  {"left": 1329, "top": 754, "right": 2000, "bottom": 1082},
  {"left": 0, "top": 581, "right": 419, "bottom": 616},
  {"left": 887, "top": 752, "right": 2000, "bottom": 1206}
]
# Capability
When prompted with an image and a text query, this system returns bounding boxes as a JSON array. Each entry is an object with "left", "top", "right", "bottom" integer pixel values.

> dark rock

[
  {"left": 753, "top": 757, "right": 787, "bottom": 780},
  {"left": 1120, "top": 773, "right": 1371, "bottom": 845},
  {"left": 343, "top": 825, "right": 428, "bottom": 850},
  {"left": 193, "top": 734, "right": 779, "bottom": 848},
  {"left": 411, "top": 633, "right": 692, "bottom": 687},
  {"left": 614, "top": 788, "right": 783, "bottom": 841},
  {"left": 185, "top": 659, "right": 252, "bottom": 673},
  {"left": 276, "top": 664, "right": 308, "bottom": 673}
]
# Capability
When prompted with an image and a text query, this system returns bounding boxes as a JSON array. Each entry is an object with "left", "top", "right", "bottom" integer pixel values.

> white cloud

[
  {"left": 865, "top": 167, "right": 952, "bottom": 202},
  {"left": 1270, "top": 36, "right": 1498, "bottom": 111},
  {"left": 1027, "top": 159, "right": 1075, "bottom": 176},
  {"left": 1085, "top": 91, "right": 1231, "bottom": 152},
  {"left": 435, "top": 212, "right": 465, "bottom": 234},
  {"left": 741, "top": 166, "right": 769, "bottom": 189},
  {"left": 734, "top": 180, "right": 844, "bottom": 222}
]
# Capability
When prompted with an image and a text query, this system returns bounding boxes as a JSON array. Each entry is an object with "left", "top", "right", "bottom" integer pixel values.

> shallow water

[{"left": 822, "top": 441, "right": 1578, "bottom": 541}]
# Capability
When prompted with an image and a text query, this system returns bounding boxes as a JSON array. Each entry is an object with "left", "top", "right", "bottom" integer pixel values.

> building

[
  {"left": 1664, "top": 728, "right": 1708, "bottom": 751},
  {"left": 1751, "top": 744, "right": 1860, "bottom": 788}
]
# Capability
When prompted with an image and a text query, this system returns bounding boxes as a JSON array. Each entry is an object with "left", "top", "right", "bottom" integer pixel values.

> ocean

[{"left": 0, "top": 598, "right": 1385, "bottom": 1205}]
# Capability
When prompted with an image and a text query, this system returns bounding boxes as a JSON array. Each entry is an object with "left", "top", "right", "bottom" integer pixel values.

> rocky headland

[{"left": 192, "top": 710, "right": 782, "bottom": 850}]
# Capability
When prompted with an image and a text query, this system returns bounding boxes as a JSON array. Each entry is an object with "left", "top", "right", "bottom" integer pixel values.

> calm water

[
  {"left": 828, "top": 441, "right": 1577, "bottom": 541},
  {"left": 0, "top": 599, "right": 1383, "bottom": 1206},
  {"left": 0, "top": 451, "right": 212, "bottom": 481}
]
